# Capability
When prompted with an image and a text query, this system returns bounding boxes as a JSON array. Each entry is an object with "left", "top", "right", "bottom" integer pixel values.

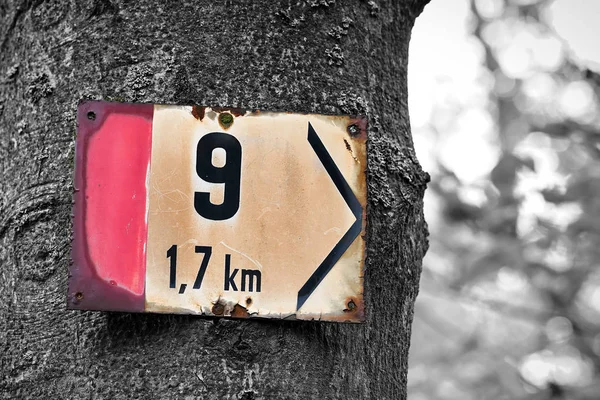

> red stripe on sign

[{"left": 69, "top": 101, "right": 153, "bottom": 312}]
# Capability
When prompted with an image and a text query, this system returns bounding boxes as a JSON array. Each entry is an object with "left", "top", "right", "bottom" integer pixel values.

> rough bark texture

[{"left": 0, "top": 0, "right": 430, "bottom": 399}]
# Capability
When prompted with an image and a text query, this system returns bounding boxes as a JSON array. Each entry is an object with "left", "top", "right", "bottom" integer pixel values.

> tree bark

[{"left": 0, "top": 0, "right": 430, "bottom": 399}]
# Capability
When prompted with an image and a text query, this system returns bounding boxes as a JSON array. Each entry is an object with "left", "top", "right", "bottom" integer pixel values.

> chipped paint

[{"left": 191, "top": 105, "right": 205, "bottom": 121}]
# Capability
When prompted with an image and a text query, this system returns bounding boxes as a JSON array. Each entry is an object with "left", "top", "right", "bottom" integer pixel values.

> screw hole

[
  {"left": 87, "top": 111, "right": 96, "bottom": 121},
  {"left": 75, "top": 292, "right": 84, "bottom": 300},
  {"left": 212, "top": 303, "right": 224, "bottom": 315},
  {"left": 245, "top": 297, "right": 252, "bottom": 306},
  {"left": 347, "top": 124, "right": 360, "bottom": 137}
]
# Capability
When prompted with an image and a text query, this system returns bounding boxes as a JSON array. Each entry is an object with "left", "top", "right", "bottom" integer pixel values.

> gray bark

[{"left": 0, "top": 0, "right": 430, "bottom": 399}]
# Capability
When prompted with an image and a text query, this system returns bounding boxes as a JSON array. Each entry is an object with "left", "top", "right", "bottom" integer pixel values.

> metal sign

[{"left": 69, "top": 101, "right": 367, "bottom": 322}]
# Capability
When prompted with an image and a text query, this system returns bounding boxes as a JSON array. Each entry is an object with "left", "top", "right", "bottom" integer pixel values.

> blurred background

[{"left": 407, "top": 0, "right": 600, "bottom": 399}]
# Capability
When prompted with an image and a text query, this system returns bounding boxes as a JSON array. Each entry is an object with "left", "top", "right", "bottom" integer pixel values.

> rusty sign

[{"left": 69, "top": 101, "right": 367, "bottom": 322}]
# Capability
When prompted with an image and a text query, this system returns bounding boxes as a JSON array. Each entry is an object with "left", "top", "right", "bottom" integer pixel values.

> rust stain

[
  {"left": 231, "top": 304, "right": 249, "bottom": 318},
  {"left": 347, "top": 116, "right": 368, "bottom": 239},
  {"left": 191, "top": 105, "right": 206, "bottom": 121},
  {"left": 211, "top": 106, "right": 245, "bottom": 117},
  {"left": 340, "top": 295, "right": 364, "bottom": 320},
  {"left": 245, "top": 297, "right": 253, "bottom": 306},
  {"left": 343, "top": 138, "right": 352, "bottom": 153},
  {"left": 343, "top": 138, "right": 359, "bottom": 163},
  {"left": 283, "top": 294, "right": 365, "bottom": 323}
]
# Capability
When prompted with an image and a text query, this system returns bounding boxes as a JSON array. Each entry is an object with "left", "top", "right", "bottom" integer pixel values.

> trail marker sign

[{"left": 69, "top": 101, "right": 367, "bottom": 322}]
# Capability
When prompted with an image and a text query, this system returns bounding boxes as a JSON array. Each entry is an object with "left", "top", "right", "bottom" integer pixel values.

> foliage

[{"left": 409, "top": 0, "right": 600, "bottom": 398}]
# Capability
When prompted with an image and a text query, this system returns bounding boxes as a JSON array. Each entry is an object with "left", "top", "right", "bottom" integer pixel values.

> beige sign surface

[{"left": 145, "top": 106, "right": 367, "bottom": 322}]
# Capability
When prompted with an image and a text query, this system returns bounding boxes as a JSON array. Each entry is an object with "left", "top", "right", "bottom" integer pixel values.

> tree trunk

[{"left": 0, "top": 1, "right": 430, "bottom": 398}]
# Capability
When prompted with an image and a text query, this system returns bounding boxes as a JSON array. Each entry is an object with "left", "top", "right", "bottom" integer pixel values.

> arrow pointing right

[{"left": 296, "top": 123, "right": 364, "bottom": 311}]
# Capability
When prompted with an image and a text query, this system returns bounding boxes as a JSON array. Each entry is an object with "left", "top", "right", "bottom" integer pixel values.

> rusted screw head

[
  {"left": 87, "top": 111, "right": 96, "bottom": 121},
  {"left": 219, "top": 113, "right": 233, "bottom": 129},
  {"left": 347, "top": 124, "right": 360, "bottom": 137},
  {"left": 212, "top": 303, "right": 225, "bottom": 315},
  {"left": 347, "top": 300, "right": 356, "bottom": 310}
]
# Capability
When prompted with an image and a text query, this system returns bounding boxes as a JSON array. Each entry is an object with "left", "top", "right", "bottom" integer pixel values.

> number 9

[{"left": 195, "top": 132, "right": 242, "bottom": 220}]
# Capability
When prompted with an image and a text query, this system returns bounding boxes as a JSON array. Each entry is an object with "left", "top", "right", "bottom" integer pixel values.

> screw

[
  {"left": 75, "top": 292, "right": 84, "bottom": 301},
  {"left": 347, "top": 124, "right": 360, "bottom": 137},
  {"left": 212, "top": 303, "right": 225, "bottom": 315},
  {"left": 87, "top": 111, "right": 96, "bottom": 121},
  {"left": 219, "top": 113, "right": 233, "bottom": 129},
  {"left": 347, "top": 300, "right": 356, "bottom": 310}
]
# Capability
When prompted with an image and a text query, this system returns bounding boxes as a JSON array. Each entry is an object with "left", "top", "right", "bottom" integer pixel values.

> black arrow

[{"left": 296, "top": 123, "right": 363, "bottom": 311}]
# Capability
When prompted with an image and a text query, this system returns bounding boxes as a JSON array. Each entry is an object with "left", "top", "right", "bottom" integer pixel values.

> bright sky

[
  {"left": 408, "top": 0, "right": 473, "bottom": 131},
  {"left": 408, "top": 0, "right": 600, "bottom": 182},
  {"left": 409, "top": 0, "right": 497, "bottom": 184},
  {"left": 547, "top": 0, "right": 600, "bottom": 69}
]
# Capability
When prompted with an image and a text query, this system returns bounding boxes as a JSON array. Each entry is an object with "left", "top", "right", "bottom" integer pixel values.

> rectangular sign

[{"left": 69, "top": 101, "right": 367, "bottom": 322}]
